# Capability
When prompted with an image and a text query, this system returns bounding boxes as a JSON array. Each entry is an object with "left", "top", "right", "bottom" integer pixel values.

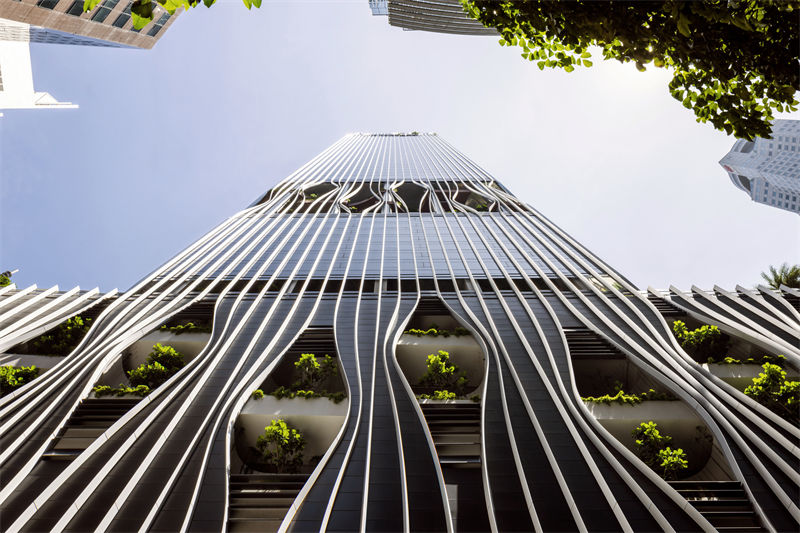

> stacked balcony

[{"left": 227, "top": 473, "right": 310, "bottom": 533}]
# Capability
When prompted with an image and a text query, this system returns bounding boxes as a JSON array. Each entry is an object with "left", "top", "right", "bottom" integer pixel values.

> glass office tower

[{"left": 1, "top": 133, "right": 798, "bottom": 533}]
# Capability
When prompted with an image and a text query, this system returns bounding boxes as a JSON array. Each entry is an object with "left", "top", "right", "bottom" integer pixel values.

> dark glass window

[
  {"left": 112, "top": 12, "right": 130, "bottom": 27},
  {"left": 146, "top": 12, "right": 170, "bottom": 36},
  {"left": 66, "top": 0, "right": 84, "bottom": 15},
  {"left": 91, "top": 0, "right": 120, "bottom": 22},
  {"left": 36, "top": 0, "right": 60, "bottom": 9}
]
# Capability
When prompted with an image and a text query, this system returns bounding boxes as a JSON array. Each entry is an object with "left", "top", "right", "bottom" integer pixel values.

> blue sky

[{"left": 1, "top": 1, "right": 798, "bottom": 293}]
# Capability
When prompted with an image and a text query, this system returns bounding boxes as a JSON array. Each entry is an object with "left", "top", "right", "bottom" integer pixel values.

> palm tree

[{"left": 760, "top": 263, "right": 800, "bottom": 289}]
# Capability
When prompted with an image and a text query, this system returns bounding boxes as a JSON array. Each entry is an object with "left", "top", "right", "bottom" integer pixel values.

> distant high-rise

[
  {"left": 1, "top": 134, "right": 798, "bottom": 533},
  {"left": 369, "top": 0, "right": 495, "bottom": 35},
  {"left": 0, "top": 0, "right": 180, "bottom": 49},
  {"left": 719, "top": 119, "right": 800, "bottom": 214}
]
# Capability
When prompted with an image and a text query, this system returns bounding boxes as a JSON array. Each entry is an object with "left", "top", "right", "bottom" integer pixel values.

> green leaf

[
  {"left": 676, "top": 15, "right": 690, "bottom": 37},
  {"left": 83, "top": 0, "right": 101, "bottom": 11},
  {"left": 131, "top": 0, "right": 154, "bottom": 29},
  {"left": 242, "top": 0, "right": 251, "bottom": 9},
  {"left": 583, "top": 59, "right": 592, "bottom": 67},
  {"left": 251, "top": 0, "right": 261, "bottom": 7}
]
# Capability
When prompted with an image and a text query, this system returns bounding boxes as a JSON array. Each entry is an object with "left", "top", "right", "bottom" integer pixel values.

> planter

[
  {"left": 238, "top": 395, "right": 347, "bottom": 465},
  {"left": 125, "top": 331, "right": 211, "bottom": 368},
  {"left": 396, "top": 333, "right": 484, "bottom": 386},
  {"left": 702, "top": 363, "right": 799, "bottom": 390},
  {"left": 417, "top": 398, "right": 477, "bottom": 405}
]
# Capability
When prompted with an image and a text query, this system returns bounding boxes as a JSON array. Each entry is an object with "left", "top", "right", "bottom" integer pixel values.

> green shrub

[
  {"left": 744, "top": 363, "right": 799, "bottom": 424},
  {"left": 25, "top": 316, "right": 92, "bottom": 356},
  {"left": 706, "top": 354, "right": 786, "bottom": 367},
  {"left": 404, "top": 325, "right": 471, "bottom": 337},
  {"left": 128, "top": 343, "right": 185, "bottom": 389},
  {"left": 672, "top": 320, "right": 728, "bottom": 360},
  {"left": 470, "top": 394, "right": 481, "bottom": 403},
  {"left": 419, "top": 350, "right": 468, "bottom": 394},
  {"left": 92, "top": 384, "right": 150, "bottom": 397},
  {"left": 293, "top": 353, "right": 338, "bottom": 390},
  {"left": 632, "top": 421, "right": 688, "bottom": 480},
  {"left": 0, "top": 273, "right": 11, "bottom": 287},
  {"left": 418, "top": 390, "right": 457, "bottom": 400},
  {"left": 159, "top": 321, "right": 212, "bottom": 335},
  {"left": 0, "top": 365, "right": 40, "bottom": 396},
  {"left": 256, "top": 418, "right": 305, "bottom": 473},
  {"left": 267, "top": 353, "right": 345, "bottom": 403},
  {"left": 582, "top": 389, "right": 674, "bottom": 405},
  {"left": 251, "top": 389, "right": 264, "bottom": 400}
]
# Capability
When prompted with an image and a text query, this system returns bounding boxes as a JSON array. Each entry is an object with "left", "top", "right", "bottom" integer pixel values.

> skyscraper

[
  {"left": 369, "top": 0, "right": 495, "bottom": 35},
  {"left": 1, "top": 133, "right": 798, "bottom": 532},
  {"left": 719, "top": 119, "right": 800, "bottom": 214},
  {"left": 0, "top": 0, "right": 180, "bottom": 49}
]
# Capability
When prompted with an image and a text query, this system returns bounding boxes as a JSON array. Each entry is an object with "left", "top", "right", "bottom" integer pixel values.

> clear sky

[{"left": 1, "top": 1, "right": 798, "bottom": 294}]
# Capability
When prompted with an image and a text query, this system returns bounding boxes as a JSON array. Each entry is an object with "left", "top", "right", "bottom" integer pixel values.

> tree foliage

[
  {"left": 293, "top": 353, "right": 338, "bottom": 391},
  {"left": 127, "top": 343, "right": 185, "bottom": 389},
  {"left": 462, "top": 0, "right": 799, "bottom": 140},
  {"left": 632, "top": 421, "right": 688, "bottom": 480},
  {"left": 0, "top": 365, "right": 40, "bottom": 396},
  {"left": 84, "top": 0, "right": 261, "bottom": 31},
  {"left": 744, "top": 363, "right": 799, "bottom": 423},
  {"left": 256, "top": 418, "right": 305, "bottom": 473},
  {"left": 419, "top": 350, "right": 468, "bottom": 394},
  {"left": 0, "top": 272, "right": 11, "bottom": 287},
  {"left": 25, "top": 316, "right": 92, "bottom": 356},
  {"left": 760, "top": 263, "right": 800, "bottom": 289},
  {"left": 672, "top": 320, "right": 729, "bottom": 360}
]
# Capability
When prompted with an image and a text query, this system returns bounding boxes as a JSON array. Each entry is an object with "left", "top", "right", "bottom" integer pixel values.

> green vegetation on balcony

[
  {"left": 416, "top": 349, "right": 468, "bottom": 400},
  {"left": 21, "top": 316, "right": 92, "bottom": 356},
  {"left": 744, "top": 363, "right": 799, "bottom": 424},
  {"left": 404, "top": 324, "right": 471, "bottom": 337},
  {"left": 0, "top": 365, "right": 40, "bottom": 396},
  {"left": 255, "top": 418, "right": 306, "bottom": 474},
  {"left": 92, "top": 343, "right": 185, "bottom": 397},
  {"left": 159, "top": 321, "right": 212, "bottom": 335},
  {"left": 632, "top": 421, "right": 688, "bottom": 481},
  {"left": 266, "top": 353, "right": 346, "bottom": 403},
  {"left": 582, "top": 388, "right": 674, "bottom": 405},
  {"left": 706, "top": 354, "right": 786, "bottom": 366},
  {"left": 672, "top": 320, "right": 728, "bottom": 361}
]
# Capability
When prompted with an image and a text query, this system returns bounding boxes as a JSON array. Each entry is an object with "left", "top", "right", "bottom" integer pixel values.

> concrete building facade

[{"left": 719, "top": 119, "right": 800, "bottom": 214}]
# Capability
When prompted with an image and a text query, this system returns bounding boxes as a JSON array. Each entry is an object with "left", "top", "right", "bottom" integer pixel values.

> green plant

[
  {"left": 419, "top": 350, "right": 468, "bottom": 394},
  {"left": 404, "top": 326, "right": 471, "bottom": 337},
  {"left": 632, "top": 421, "right": 688, "bottom": 480},
  {"left": 251, "top": 389, "right": 264, "bottom": 400},
  {"left": 128, "top": 343, "right": 185, "bottom": 389},
  {"left": 256, "top": 418, "right": 305, "bottom": 473},
  {"left": 0, "top": 273, "right": 11, "bottom": 287},
  {"left": 744, "top": 363, "right": 799, "bottom": 423},
  {"left": 0, "top": 365, "right": 40, "bottom": 396},
  {"left": 760, "top": 263, "right": 800, "bottom": 289},
  {"left": 673, "top": 320, "right": 728, "bottom": 360},
  {"left": 462, "top": 0, "right": 799, "bottom": 140},
  {"left": 706, "top": 354, "right": 786, "bottom": 367},
  {"left": 470, "top": 394, "right": 481, "bottom": 403},
  {"left": 293, "top": 353, "right": 338, "bottom": 391},
  {"left": 159, "top": 322, "right": 211, "bottom": 335},
  {"left": 582, "top": 389, "right": 674, "bottom": 405},
  {"left": 92, "top": 384, "right": 150, "bottom": 397},
  {"left": 25, "top": 316, "right": 92, "bottom": 356},
  {"left": 418, "top": 390, "right": 457, "bottom": 400}
]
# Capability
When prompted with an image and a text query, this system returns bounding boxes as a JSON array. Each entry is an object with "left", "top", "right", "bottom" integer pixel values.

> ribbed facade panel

[{"left": 0, "top": 133, "right": 797, "bottom": 533}]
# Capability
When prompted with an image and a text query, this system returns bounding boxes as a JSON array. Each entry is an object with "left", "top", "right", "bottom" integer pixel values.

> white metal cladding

[{"left": 0, "top": 133, "right": 797, "bottom": 533}]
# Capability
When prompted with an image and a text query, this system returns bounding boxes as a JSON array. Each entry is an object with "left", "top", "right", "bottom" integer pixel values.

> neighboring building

[
  {"left": 1, "top": 134, "right": 798, "bottom": 532},
  {"left": 369, "top": 0, "right": 495, "bottom": 35},
  {"left": 0, "top": 33, "right": 76, "bottom": 111},
  {"left": 719, "top": 119, "right": 800, "bottom": 214},
  {"left": 0, "top": 0, "right": 179, "bottom": 49}
]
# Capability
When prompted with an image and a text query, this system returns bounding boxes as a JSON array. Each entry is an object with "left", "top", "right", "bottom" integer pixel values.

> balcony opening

[
  {"left": 395, "top": 297, "right": 489, "bottom": 531},
  {"left": 230, "top": 327, "right": 346, "bottom": 531}
]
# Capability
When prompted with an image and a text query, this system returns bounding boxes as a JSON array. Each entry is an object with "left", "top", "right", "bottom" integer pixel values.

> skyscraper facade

[
  {"left": 0, "top": 0, "right": 180, "bottom": 49},
  {"left": 1, "top": 134, "right": 798, "bottom": 532},
  {"left": 369, "top": 0, "right": 495, "bottom": 35},
  {"left": 719, "top": 119, "right": 800, "bottom": 214}
]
